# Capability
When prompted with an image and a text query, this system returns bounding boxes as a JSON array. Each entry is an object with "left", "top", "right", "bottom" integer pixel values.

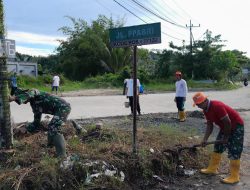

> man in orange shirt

[{"left": 193, "top": 92, "right": 244, "bottom": 184}]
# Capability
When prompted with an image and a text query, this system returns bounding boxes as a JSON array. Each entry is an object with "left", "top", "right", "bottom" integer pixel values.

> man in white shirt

[
  {"left": 174, "top": 71, "right": 188, "bottom": 121},
  {"left": 52, "top": 74, "right": 60, "bottom": 95},
  {"left": 125, "top": 73, "right": 141, "bottom": 115},
  {"left": 123, "top": 78, "right": 129, "bottom": 95}
]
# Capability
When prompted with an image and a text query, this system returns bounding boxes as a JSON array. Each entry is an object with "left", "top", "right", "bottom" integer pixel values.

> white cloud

[
  {"left": 7, "top": 31, "right": 66, "bottom": 46},
  {"left": 16, "top": 45, "right": 55, "bottom": 57}
]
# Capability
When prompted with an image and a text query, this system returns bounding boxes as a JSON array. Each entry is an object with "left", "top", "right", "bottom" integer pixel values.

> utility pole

[{"left": 186, "top": 20, "right": 200, "bottom": 79}]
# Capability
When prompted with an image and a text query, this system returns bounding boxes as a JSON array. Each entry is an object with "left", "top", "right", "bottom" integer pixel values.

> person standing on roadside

[
  {"left": 10, "top": 72, "right": 18, "bottom": 95},
  {"left": 52, "top": 74, "right": 60, "bottom": 95},
  {"left": 125, "top": 72, "right": 141, "bottom": 115},
  {"left": 193, "top": 92, "right": 244, "bottom": 184},
  {"left": 174, "top": 71, "right": 188, "bottom": 122},
  {"left": 123, "top": 78, "right": 129, "bottom": 95}
]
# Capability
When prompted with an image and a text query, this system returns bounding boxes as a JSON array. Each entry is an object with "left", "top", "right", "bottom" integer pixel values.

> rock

[{"left": 150, "top": 148, "right": 154, "bottom": 153}]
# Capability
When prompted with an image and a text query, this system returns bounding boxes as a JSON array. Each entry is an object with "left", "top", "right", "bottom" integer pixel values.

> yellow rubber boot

[
  {"left": 221, "top": 160, "right": 240, "bottom": 184},
  {"left": 201, "top": 152, "right": 222, "bottom": 174},
  {"left": 179, "top": 111, "right": 186, "bottom": 122}
]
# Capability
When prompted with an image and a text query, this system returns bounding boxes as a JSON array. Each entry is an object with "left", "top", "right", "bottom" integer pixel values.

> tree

[
  {"left": 37, "top": 54, "right": 60, "bottom": 74},
  {"left": 57, "top": 15, "right": 132, "bottom": 80},
  {"left": 0, "top": 0, "right": 13, "bottom": 148},
  {"left": 137, "top": 48, "right": 158, "bottom": 81},
  {"left": 192, "top": 30, "right": 226, "bottom": 79},
  {"left": 155, "top": 49, "right": 174, "bottom": 78},
  {"left": 209, "top": 50, "right": 238, "bottom": 81},
  {"left": 15, "top": 52, "right": 32, "bottom": 62}
]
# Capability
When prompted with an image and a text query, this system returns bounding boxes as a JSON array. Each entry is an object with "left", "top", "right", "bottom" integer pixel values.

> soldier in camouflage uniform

[{"left": 9, "top": 88, "right": 71, "bottom": 157}]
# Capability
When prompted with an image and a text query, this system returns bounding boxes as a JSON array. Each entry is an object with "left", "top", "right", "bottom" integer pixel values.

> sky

[{"left": 4, "top": 0, "right": 250, "bottom": 57}]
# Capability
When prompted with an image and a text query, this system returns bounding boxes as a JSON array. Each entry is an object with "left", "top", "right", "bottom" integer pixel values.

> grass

[
  {"left": 15, "top": 75, "right": 240, "bottom": 94},
  {"left": 0, "top": 118, "right": 212, "bottom": 190}
]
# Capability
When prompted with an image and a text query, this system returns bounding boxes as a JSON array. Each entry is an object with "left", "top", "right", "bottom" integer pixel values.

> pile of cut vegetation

[{"left": 0, "top": 113, "right": 213, "bottom": 190}]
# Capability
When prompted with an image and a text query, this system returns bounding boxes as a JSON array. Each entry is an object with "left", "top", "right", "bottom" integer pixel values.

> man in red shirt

[{"left": 193, "top": 92, "right": 244, "bottom": 184}]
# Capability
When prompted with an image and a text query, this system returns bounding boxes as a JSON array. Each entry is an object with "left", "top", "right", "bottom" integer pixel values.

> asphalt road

[{"left": 10, "top": 86, "right": 250, "bottom": 123}]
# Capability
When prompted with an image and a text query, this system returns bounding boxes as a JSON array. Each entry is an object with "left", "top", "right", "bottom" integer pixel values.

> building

[
  {"left": 7, "top": 61, "right": 38, "bottom": 77},
  {"left": 0, "top": 39, "right": 38, "bottom": 77}
]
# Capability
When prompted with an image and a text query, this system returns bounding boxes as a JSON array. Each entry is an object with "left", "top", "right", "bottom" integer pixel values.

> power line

[
  {"left": 113, "top": 0, "right": 184, "bottom": 41},
  {"left": 130, "top": 0, "right": 186, "bottom": 29},
  {"left": 158, "top": 0, "right": 187, "bottom": 25},
  {"left": 120, "top": 0, "right": 153, "bottom": 22},
  {"left": 95, "top": 0, "right": 118, "bottom": 16},
  {"left": 145, "top": 0, "right": 177, "bottom": 24},
  {"left": 113, "top": 0, "right": 147, "bottom": 23},
  {"left": 120, "top": 0, "right": 186, "bottom": 38},
  {"left": 171, "top": 0, "right": 200, "bottom": 25}
]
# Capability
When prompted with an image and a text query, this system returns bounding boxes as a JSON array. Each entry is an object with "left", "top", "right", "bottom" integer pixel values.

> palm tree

[{"left": 0, "top": 0, "right": 13, "bottom": 149}]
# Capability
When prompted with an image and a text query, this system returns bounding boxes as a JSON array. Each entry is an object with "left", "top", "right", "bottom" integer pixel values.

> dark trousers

[
  {"left": 128, "top": 96, "right": 141, "bottom": 114},
  {"left": 52, "top": 86, "right": 59, "bottom": 93},
  {"left": 175, "top": 97, "right": 185, "bottom": 111},
  {"left": 11, "top": 86, "right": 17, "bottom": 95}
]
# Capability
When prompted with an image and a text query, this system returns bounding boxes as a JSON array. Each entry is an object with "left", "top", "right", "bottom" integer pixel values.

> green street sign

[{"left": 109, "top": 22, "right": 161, "bottom": 48}]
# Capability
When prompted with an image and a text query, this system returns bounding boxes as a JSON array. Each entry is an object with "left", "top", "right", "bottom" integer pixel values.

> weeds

[{"left": 0, "top": 113, "right": 213, "bottom": 189}]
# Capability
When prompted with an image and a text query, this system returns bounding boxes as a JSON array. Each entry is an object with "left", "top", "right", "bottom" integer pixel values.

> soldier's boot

[
  {"left": 221, "top": 160, "right": 240, "bottom": 184},
  {"left": 200, "top": 152, "right": 222, "bottom": 174},
  {"left": 53, "top": 134, "right": 67, "bottom": 158},
  {"left": 179, "top": 111, "right": 186, "bottom": 122}
]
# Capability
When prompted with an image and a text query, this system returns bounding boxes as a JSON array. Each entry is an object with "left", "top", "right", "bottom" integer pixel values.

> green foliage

[
  {"left": 40, "top": 155, "right": 58, "bottom": 170},
  {"left": 16, "top": 74, "right": 68, "bottom": 91},
  {"left": 137, "top": 48, "right": 159, "bottom": 79},
  {"left": 157, "top": 30, "right": 247, "bottom": 81},
  {"left": 56, "top": 15, "right": 132, "bottom": 81},
  {"left": 155, "top": 50, "right": 172, "bottom": 78},
  {"left": 209, "top": 50, "right": 237, "bottom": 81},
  {"left": 37, "top": 54, "right": 60, "bottom": 74},
  {"left": 188, "top": 80, "right": 239, "bottom": 90},
  {"left": 68, "top": 136, "right": 81, "bottom": 150},
  {"left": 84, "top": 73, "right": 121, "bottom": 87}
]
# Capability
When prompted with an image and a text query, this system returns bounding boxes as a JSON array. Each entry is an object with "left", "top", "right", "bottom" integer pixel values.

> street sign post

[
  {"left": 109, "top": 23, "right": 161, "bottom": 48},
  {"left": 109, "top": 23, "right": 161, "bottom": 154}
]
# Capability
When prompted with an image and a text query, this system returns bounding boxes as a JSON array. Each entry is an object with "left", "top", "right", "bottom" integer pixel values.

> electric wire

[
  {"left": 95, "top": 0, "right": 119, "bottom": 17},
  {"left": 120, "top": 0, "right": 186, "bottom": 38},
  {"left": 171, "top": 0, "right": 200, "bottom": 25},
  {"left": 145, "top": 0, "right": 178, "bottom": 24},
  {"left": 113, "top": 0, "right": 185, "bottom": 41},
  {"left": 130, "top": 0, "right": 186, "bottom": 29},
  {"left": 156, "top": 0, "right": 188, "bottom": 25},
  {"left": 113, "top": 0, "right": 147, "bottom": 23}
]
